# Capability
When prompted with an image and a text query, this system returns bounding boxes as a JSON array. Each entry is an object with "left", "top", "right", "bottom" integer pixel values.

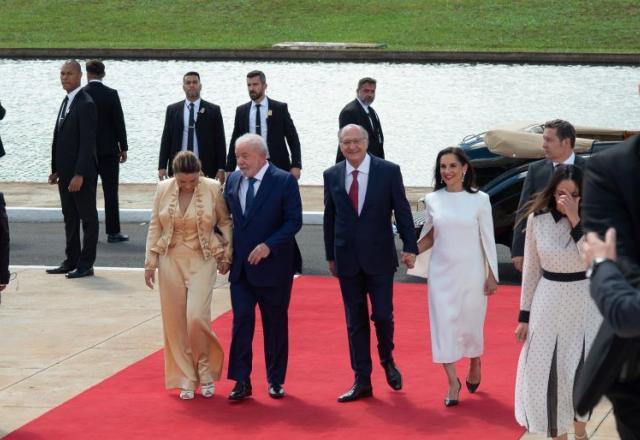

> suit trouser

[
  {"left": 158, "top": 244, "right": 223, "bottom": 390},
  {"left": 228, "top": 274, "right": 293, "bottom": 385},
  {"left": 97, "top": 154, "right": 121, "bottom": 235},
  {"left": 58, "top": 179, "right": 98, "bottom": 270},
  {"left": 0, "top": 193, "right": 9, "bottom": 284},
  {"left": 607, "top": 379, "right": 640, "bottom": 440},
  {"left": 338, "top": 271, "right": 395, "bottom": 385}
]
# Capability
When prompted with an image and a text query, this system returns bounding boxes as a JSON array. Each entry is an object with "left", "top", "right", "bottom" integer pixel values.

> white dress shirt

[
  {"left": 181, "top": 98, "right": 201, "bottom": 157},
  {"left": 345, "top": 153, "right": 371, "bottom": 215},
  {"left": 63, "top": 86, "right": 83, "bottom": 116},
  {"left": 249, "top": 97, "right": 269, "bottom": 157},
  {"left": 356, "top": 97, "right": 376, "bottom": 132},
  {"left": 240, "top": 161, "right": 269, "bottom": 213},
  {"left": 553, "top": 152, "right": 576, "bottom": 167}
]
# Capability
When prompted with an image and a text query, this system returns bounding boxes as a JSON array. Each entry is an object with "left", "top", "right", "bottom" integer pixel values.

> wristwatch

[{"left": 586, "top": 257, "right": 612, "bottom": 278}]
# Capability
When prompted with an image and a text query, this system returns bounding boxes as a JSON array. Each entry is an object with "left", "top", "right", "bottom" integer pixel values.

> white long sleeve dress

[
  {"left": 420, "top": 189, "right": 499, "bottom": 363},
  {"left": 514, "top": 211, "right": 602, "bottom": 437}
]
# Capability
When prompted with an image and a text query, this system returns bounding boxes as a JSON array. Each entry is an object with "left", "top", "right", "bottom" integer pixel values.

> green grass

[{"left": 1, "top": 0, "right": 639, "bottom": 52}]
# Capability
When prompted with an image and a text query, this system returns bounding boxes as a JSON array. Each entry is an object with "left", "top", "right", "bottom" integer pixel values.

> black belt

[{"left": 542, "top": 269, "right": 587, "bottom": 282}]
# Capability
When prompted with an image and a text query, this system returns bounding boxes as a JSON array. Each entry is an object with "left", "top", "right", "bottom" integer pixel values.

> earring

[
  {"left": 441, "top": 178, "right": 444, "bottom": 184},
  {"left": 462, "top": 172, "right": 466, "bottom": 180}
]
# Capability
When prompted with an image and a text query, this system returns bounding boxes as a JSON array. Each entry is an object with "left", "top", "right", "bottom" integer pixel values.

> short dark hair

[
  {"left": 183, "top": 71, "right": 200, "bottom": 81},
  {"left": 357, "top": 77, "right": 376, "bottom": 90},
  {"left": 85, "top": 59, "right": 105, "bottom": 77},
  {"left": 433, "top": 146, "right": 478, "bottom": 193},
  {"left": 172, "top": 151, "right": 201, "bottom": 174},
  {"left": 544, "top": 119, "right": 576, "bottom": 148},
  {"left": 247, "top": 70, "right": 266, "bottom": 84}
]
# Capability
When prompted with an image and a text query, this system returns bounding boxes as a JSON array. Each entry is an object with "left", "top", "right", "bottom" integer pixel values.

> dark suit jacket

[
  {"left": 226, "top": 98, "right": 301, "bottom": 172},
  {"left": 512, "top": 155, "right": 586, "bottom": 257},
  {"left": 0, "top": 102, "right": 5, "bottom": 158},
  {"left": 323, "top": 154, "right": 418, "bottom": 277},
  {"left": 159, "top": 99, "right": 226, "bottom": 178},
  {"left": 51, "top": 90, "right": 98, "bottom": 183},
  {"left": 83, "top": 81, "right": 128, "bottom": 157},
  {"left": 224, "top": 164, "right": 302, "bottom": 287},
  {"left": 574, "top": 135, "right": 640, "bottom": 415},
  {"left": 0, "top": 193, "right": 9, "bottom": 285},
  {"left": 336, "top": 99, "right": 384, "bottom": 162}
]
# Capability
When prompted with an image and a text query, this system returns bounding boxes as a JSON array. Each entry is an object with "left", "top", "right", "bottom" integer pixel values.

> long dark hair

[
  {"left": 433, "top": 147, "right": 478, "bottom": 193},
  {"left": 514, "top": 164, "right": 583, "bottom": 229}
]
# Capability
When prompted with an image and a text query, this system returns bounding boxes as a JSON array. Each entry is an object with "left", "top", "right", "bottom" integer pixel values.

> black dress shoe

[
  {"left": 337, "top": 382, "right": 373, "bottom": 403},
  {"left": 65, "top": 267, "right": 94, "bottom": 279},
  {"left": 228, "top": 381, "right": 252, "bottom": 401},
  {"left": 382, "top": 361, "right": 403, "bottom": 390},
  {"left": 46, "top": 265, "right": 75, "bottom": 274},
  {"left": 107, "top": 233, "right": 129, "bottom": 243},
  {"left": 445, "top": 378, "right": 462, "bottom": 407},
  {"left": 268, "top": 383, "right": 285, "bottom": 399}
]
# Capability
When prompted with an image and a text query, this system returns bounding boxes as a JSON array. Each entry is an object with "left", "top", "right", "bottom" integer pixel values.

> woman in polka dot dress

[{"left": 514, "top": 165, "right": 601, "bottom": 440}]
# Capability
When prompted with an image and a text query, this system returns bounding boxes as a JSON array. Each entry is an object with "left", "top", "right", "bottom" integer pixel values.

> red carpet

[{"left": 7, "top": 276, "right": 524, "bottom": 439}]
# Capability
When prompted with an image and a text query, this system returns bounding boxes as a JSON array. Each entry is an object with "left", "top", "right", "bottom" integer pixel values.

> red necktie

[{"left": 349, "top": 170, "right": 359, "bottom": 213}]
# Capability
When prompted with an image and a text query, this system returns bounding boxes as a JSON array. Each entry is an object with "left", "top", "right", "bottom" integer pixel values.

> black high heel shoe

[
  {"left": 466, "top": 359, "right": 481, "bottom": 393},
  {"left": 466, "top": 378, "right": 480, "bottom": 393},
  {"left": 444, "top": 378, "right": 461, "bottom": 407}
]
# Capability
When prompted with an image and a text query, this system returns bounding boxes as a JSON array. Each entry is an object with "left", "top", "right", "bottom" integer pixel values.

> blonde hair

[{"left": 172, "top": 151, "right": 201, "bottom": 174}]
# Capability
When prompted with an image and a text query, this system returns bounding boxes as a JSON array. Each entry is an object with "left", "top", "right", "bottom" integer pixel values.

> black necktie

[
  {"left": 255, "top": 104, "right": 262, "bottom": 136},
  {"left": 58, "top": 96, "right": 68, "bottom": 130},
  {"left": 187, "top": 102, "right": 195, "bottom": 151},
  {"left": 245, "top": 177, "right": 257, "bottom": 214},
  {"left": 368, "top": 106, "right": 382, "bottom": 144}
]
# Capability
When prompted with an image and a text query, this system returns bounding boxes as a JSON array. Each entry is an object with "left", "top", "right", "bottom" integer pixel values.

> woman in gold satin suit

[{"left": 144, "top": 151, "right": 232, "bottom": 400}]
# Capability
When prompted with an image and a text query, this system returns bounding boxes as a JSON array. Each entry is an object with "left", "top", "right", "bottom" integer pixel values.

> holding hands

[{"left": 401, "top": 252, "right": 416, "bottom": 269}]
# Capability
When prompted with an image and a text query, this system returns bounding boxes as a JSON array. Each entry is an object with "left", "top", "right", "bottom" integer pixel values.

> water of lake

[{"left": 0, "top": 59, "right": 638, "bottom": 186}]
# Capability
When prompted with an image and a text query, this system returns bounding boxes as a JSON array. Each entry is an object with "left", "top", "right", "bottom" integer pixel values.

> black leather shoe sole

[
  {"left": 46, "top": 266, "right": 75, "bottom": 274},
  {"left": 66, "top": 268, "right": 94, "bottom": 279},
  {"left": 107, "top": 234, "right": 129, "bottom": 243}
]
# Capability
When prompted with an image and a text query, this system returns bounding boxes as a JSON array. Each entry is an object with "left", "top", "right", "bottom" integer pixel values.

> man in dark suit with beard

[
  {"left": 83, "top": 60, "right": 129, "bottom": 243},
  {"left": 46, "top": 60, "right": 99, "bottom": 279},
  {"left": 511, "top": 119, "right": 586, "bottom": 271},
  {"left": 159, "top": 71, "right": 227, "bottom": 182},
  {"left": 575, "top": 135, "right": 640, "bottom": 440},
  {"left": 226, "top": 70, "right": 302, "bottom": 180},
  {"left": 1, "top": 102, "right": 9, "bottom": 296},
  {"left": 336, "top": 77, "right": 384, "bottom": 162}
]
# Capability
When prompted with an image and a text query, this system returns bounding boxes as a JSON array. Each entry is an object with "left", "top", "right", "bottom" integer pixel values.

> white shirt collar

[
  {"left": 554, "top": 152, "right": 576, "bottom": 167},
  {"left": 66, "top": 86, "right": 82, "bottom": 106},
  {"left": 88, "top": 79, "right": 102, "bottom": 83},
  {"left": 251, "top": 96, "right": 268, "bottom": 108},
  {"left": 185, "top": 97, "right": 201, "bottom": 108},
  {"left": 346, "top": 153, "right": 371, "bottom": 176},
  {"left": 356, "top": 97, "right": 369, "bottom": 112},
  {"left": 245, "top": 161, "right": 269, "bottom": 181}
]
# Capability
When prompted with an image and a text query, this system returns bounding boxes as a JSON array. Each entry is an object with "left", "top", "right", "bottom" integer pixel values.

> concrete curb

[
  {"left": 1, "top": 48, "right": 639, "bottom": 65},
  {"left": 7, "top": 207, "right": 324, "bottom": 225}
]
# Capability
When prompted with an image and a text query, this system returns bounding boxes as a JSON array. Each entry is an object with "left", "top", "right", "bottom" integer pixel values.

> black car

[
  {"left": 461, "top": 124, "right": 635, "bottom": 248},
  {"left": 412, "top": 124, "right": 636, "bottom": 249}
]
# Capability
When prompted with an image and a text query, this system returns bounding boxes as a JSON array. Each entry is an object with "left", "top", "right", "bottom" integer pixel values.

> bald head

[{"left": 60, "top": 59, "right": 82, "bottom": 92}]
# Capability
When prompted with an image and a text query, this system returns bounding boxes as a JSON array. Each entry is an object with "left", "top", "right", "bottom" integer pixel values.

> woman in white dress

[
  {"left": 417, "top": 147, "right": 499, "bottom": 407},
  {"left": 514, "top": 165, "right": 601, "bottom": 439}
]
